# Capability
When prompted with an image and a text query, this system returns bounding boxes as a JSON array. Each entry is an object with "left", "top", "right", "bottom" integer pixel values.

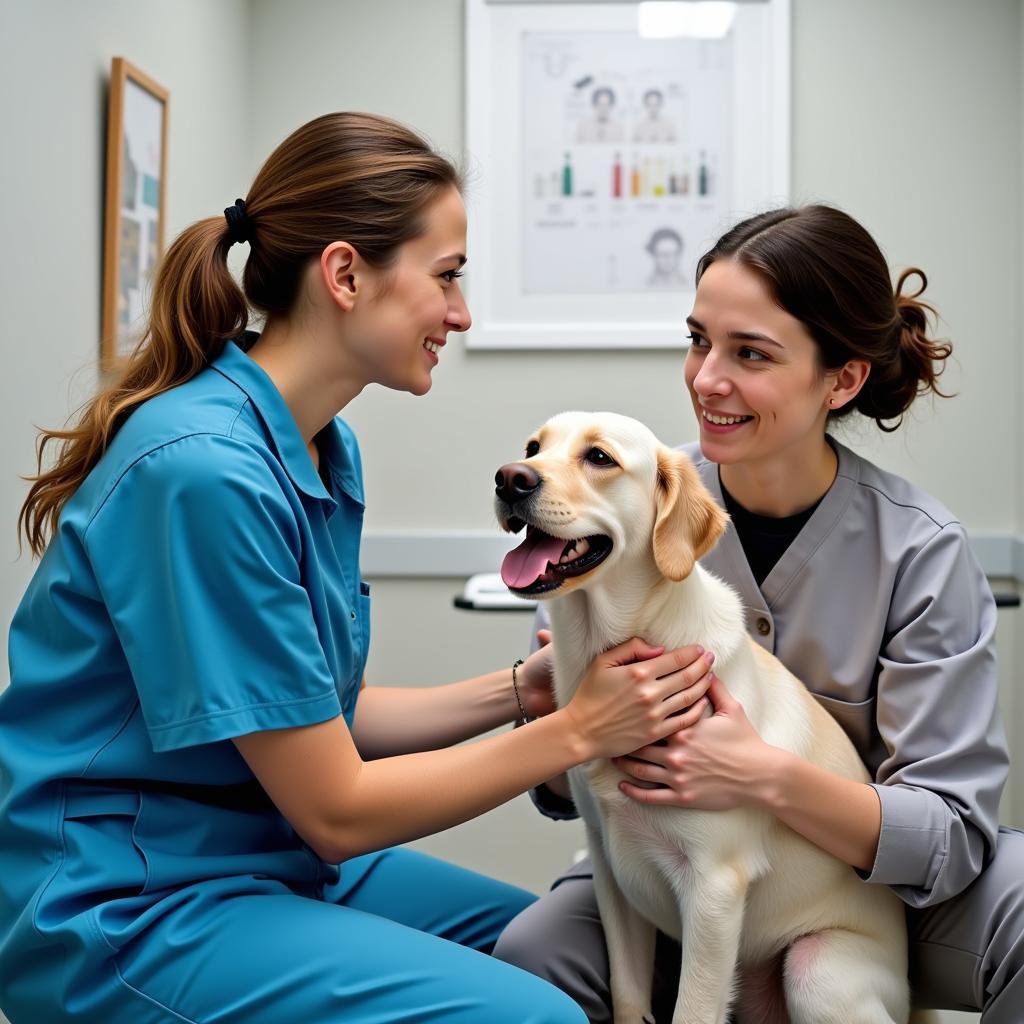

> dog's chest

[{"left": 569, "top": 761, "right": 707, "bottom": 940}]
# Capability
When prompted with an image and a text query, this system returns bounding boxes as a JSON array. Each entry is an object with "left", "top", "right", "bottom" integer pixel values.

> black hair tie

[{"left": 223, "top": 198, "right": 251, "bottom": 246}]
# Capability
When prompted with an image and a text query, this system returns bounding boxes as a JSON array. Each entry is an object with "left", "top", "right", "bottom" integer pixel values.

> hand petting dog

[{"left": 615, "top": 674, "right": 779, "bottom": 812}]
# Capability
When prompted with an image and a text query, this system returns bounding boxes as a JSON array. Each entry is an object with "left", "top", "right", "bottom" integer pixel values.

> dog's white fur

[{"left": 503, "top": 412, "right": 918, "bottom": 1024}]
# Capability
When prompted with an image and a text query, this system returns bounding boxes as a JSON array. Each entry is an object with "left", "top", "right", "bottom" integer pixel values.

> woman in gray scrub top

[{"left": 494, "top": 205, "right": 1023, "bottom": 1021}]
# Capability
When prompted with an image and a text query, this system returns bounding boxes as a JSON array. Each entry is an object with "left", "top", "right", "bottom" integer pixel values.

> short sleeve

[
  {"left": 85, "top": 434, "right": 341, "bottom": 751},
  {"left": 861, "top": 523, "right": 1008, "bottom": 905}
]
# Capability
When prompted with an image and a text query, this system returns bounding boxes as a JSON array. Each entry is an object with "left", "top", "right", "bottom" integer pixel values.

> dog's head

[{"left": 495, "top": 411, "right": 727, "bottom": 598}]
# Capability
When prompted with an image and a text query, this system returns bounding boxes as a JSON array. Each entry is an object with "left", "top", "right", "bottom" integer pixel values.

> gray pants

[{"left": 493, "top": 827, "right": 1024, "bottom": 1022}]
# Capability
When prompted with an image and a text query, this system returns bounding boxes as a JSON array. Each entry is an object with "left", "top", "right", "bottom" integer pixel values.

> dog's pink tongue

[{"left": 501, "top": 530, "right": 566, "bottom": 589}]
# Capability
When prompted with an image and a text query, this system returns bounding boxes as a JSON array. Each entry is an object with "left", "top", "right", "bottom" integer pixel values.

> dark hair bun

[{"left": 854, "top": 268, "right": 952, "bottom": 430}]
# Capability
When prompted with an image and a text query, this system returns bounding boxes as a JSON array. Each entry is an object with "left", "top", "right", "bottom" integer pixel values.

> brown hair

[
  {"left": 695, "top": 205, "right": 952, "bottom": 432},
  {"left": 20, "top": 112, "right": 461, "bottom": 557}
]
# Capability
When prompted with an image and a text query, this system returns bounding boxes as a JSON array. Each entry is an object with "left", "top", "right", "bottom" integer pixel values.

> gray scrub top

[{"left": 533, "top": 438, "right": 1008, "bottom": 909}]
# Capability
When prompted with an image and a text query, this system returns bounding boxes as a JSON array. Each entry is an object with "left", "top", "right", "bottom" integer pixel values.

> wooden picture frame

[{"left": 101, "top": 58, "right": 169, "bottom": 370}]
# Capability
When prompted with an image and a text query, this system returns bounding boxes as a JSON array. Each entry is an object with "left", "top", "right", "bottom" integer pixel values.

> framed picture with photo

[
  {"left": 101, "top": 57, "right": 169, "bottom": 369},
  {"left": 464, "top": 0, "right": 790, "bottom": 349}
]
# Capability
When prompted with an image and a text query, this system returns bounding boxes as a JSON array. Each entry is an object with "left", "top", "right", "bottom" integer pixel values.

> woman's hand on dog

[
  {"left": 564, "top": 640, "right": 716, "bottom": 761},
  {"left": 613, "top": 675, "right": 775, "bottom": 811},
  {"left": 515, "top": 629, "right": 559, "bottom": 718}
]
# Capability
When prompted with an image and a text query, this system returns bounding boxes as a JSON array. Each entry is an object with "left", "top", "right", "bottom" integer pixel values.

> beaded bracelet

[{"left": 511, "top": 658, "right": 532, "bottom": 726}]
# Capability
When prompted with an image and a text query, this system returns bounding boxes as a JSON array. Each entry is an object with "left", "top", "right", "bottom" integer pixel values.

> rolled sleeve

[
  {"left": 863, "top": 523, "right": 1007, "bottom": 906},
  {"left": 85, "top": 434, "right": 341, "bottom": 751},
  {"left": 862, "top": 784, "right": 947, "bottom": 892}
]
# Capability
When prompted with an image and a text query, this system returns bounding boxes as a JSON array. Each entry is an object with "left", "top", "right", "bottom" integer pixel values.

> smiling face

[
  {"left": 683, "top": 259, "right": 835, "bottom": 471},
  {"left": 350, "top": 186, "right": 470, "bottom": 396}
]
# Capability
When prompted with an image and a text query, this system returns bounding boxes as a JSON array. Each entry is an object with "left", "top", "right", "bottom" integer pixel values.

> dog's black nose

[{"left": 495, "top": 462, "right": 541, "bottom": 504}]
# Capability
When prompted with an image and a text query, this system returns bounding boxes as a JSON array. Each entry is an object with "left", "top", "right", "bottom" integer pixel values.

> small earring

[{"left": 828, "top": 398, "right": 835, "bottom": 407}]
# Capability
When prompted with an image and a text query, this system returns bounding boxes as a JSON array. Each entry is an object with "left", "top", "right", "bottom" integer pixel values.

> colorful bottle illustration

[
  {"left": 653, "top": 159, "right": 666, "bottom": 196},
  {"left": 698, "top": 150, "right": 708, "bottom": 197},
  {"left": 681, "top": 156, "right": 690, "bottom": 195},
  {"left": 630, "top": 155, "right": 641, "bottom": 197},
  {"left": 612, "top": 152, "right": 622, "bottom": 198},
  {"left": 562, "top": 151, "right": 573, "bottom": 197}
]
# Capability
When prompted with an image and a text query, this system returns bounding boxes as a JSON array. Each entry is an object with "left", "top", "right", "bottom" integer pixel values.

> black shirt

[{"left": 720, "top": 478, "right": 822, "bottom": 586}]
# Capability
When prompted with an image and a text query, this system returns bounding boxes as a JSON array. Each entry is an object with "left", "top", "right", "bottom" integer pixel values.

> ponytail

[{"left": 19, "top": 216, "right": 246, "bottom": 558}]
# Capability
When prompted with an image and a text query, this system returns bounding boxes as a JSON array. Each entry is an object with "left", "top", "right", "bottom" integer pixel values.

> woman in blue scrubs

[{"left": 0, "top": 112, "right": 715, "bottom": 1024}]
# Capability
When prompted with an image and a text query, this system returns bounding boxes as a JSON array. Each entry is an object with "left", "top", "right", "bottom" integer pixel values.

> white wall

[{"left": 791, "top": 0, "right": 1020, "bottom": 532}]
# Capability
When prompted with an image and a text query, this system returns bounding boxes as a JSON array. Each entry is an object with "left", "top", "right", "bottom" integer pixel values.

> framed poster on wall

[
  {"left": 464, "top": 0, "right": 790, "bottom": 349},
  {"left": 101, "top": 57, "right": 169, "bottom": 369}
]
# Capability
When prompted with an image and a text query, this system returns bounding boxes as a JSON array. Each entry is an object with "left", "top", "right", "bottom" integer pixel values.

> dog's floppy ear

[{"left": 653, "top": 447, "right": 728, "bottom": 581}]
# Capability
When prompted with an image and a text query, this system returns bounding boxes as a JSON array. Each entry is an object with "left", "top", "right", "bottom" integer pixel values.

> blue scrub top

[{"left": 0, "top": 337, "right": 370, "bottom": 985}]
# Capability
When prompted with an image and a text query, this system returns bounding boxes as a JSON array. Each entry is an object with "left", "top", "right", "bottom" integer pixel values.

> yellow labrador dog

[{"left": 495, "top": 412, "right": 917, "bottom": 1024}]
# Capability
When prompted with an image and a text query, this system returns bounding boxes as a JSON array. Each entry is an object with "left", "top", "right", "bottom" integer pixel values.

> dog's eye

[
  {"left": 585, "top": 447, "right": 616, "bottom": 467},
  {"left": 525, "top": 440, "right": 540, "bottom": 458}
]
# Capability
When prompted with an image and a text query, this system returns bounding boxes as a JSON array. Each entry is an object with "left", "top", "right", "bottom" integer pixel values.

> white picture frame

[{"left": 464, "top": 0, "right": 790, "bottom": 350}]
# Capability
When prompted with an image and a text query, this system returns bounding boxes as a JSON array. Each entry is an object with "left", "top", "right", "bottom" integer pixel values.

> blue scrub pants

[{"left": 12, "top": 848, "right": 586, "bottom": 1024}]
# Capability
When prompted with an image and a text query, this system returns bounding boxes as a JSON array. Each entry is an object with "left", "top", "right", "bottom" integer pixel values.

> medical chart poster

[
  {"left": 464, "top": 0, "right": 790, "bottom": 349},
  {"left": 522, "top": 32, "right": 732, "bottom": 295}
]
